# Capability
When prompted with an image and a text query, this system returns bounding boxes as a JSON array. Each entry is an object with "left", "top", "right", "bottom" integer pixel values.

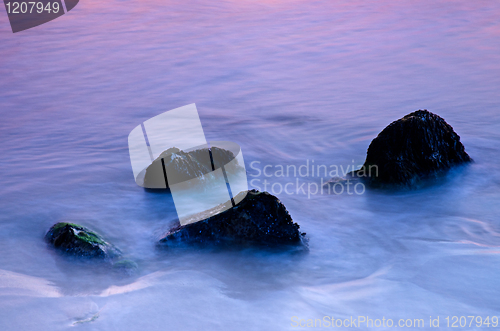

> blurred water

[{"left": 1, "top": 0, "right": 500, "bottom": 329}]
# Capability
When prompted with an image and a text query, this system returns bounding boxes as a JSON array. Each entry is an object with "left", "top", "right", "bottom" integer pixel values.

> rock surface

[
  {"left": 45, "top": 222, "right": 121, "bottom": 259},
  {"left": 143, "top": 146, "right": 237, "bottom": 189},
  {"left": 159, "top": 190, "right": 305, "bottom": 246},
  {"left": 355, "top": 109, "right": 472, "bottom": 186}
]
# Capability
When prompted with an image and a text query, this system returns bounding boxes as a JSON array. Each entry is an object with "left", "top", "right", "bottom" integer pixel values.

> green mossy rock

[{"left": 45, "top": 222, "right": 121, "bottom": 259}]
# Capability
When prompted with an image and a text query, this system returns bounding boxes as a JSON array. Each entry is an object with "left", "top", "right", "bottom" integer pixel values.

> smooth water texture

[{"left": 1, "top": 0, "right": 500, "bottom": 329}]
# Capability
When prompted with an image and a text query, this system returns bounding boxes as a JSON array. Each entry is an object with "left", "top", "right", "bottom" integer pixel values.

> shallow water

[{"left": 1, "top": 0, "right": 500, "bottom": 329}]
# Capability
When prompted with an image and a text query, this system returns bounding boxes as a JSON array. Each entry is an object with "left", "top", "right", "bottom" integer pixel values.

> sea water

[{"left": 1, "top": 0, "right": 500, "bottom": 329}]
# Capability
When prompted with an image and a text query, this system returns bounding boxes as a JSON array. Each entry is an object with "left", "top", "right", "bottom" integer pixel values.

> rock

[
  {"left": 143, "top": 146, "right": 237, "bottom": 189},
  {"left": 112, "top": 259, "right": 139, "bottom": 274},
  {"left": 159, "top": 190, "right": 305, "bottom": 246},
  {"left": 45, "top": 222, "right": 121, "bottom": 259},
  {"left": 354, "top": 110, "right": 472, "bottom": 187}
]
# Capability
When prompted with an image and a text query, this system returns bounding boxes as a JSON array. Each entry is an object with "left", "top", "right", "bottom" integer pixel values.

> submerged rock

[
  {"left": 159, "top": 190, "right": 305, "bottom": 246},
  {"left": 111, "top": 259, "right": 139, "bottom": 274},
  {"left": 143, "top": 146, "right": 237, "bottom": 189},
  {"left": 45, "top": 222, "right": 121, "bottom": 259},
  {"left": 354, "top": 109, "right": 472, "bottom": 187}
]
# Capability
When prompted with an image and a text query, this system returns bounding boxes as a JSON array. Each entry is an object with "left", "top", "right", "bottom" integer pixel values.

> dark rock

[
  {"left": 45, "top": 222, "right": 121, "bottom": 259},
  {"left": 354, "top": 110, "right": 472, "bottom": 187},
  {"left": 159, "top": 190, "right": 305, "bottom": 246},
  {"left": 143, "top": 146, "right": 237, "bottom": 189}
]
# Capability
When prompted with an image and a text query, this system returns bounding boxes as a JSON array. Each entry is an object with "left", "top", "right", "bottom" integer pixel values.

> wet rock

[
  {"left": 112, "top": 259, "right": 139, "bottom": 275},
  {"left": 354, "top": 109, "right": 472, "bottom": 187},
  {"left": 45, "top": 222, "right": 121, "bottom": 259},
  {"left": 143, "top": 146, "right": 236, "bottom": 189},
  {"left": 159, "top": 190, "right": 305, "bottom": 246}
]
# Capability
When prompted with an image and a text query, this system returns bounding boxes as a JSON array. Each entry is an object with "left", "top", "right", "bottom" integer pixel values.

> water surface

[{"left": 1, "top": 0, "right": 500, "bottom": 329}]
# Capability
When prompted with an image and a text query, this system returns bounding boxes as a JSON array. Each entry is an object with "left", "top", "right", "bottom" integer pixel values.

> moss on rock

[{"left": 45, "top": 222, "right": 120, "bottom": 259}]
